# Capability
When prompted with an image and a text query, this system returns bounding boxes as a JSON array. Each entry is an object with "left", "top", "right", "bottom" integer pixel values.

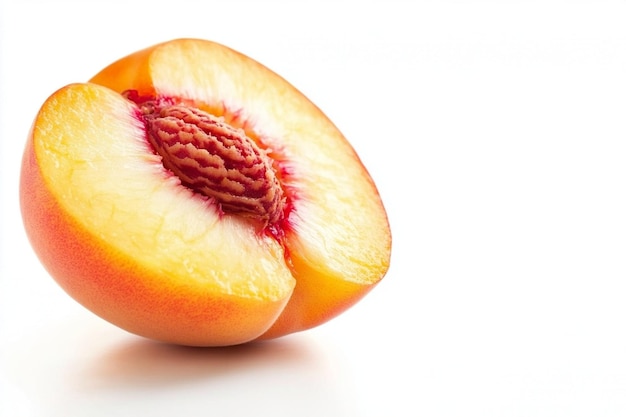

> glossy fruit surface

[{"left": 20, "top": 39, "right": 391, "bottom": 346}]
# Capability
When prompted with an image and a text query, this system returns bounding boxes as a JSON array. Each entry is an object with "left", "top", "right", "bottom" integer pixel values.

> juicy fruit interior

[
  {"left": 36, "top": 84, "right": 295, "bottom": 300},
  {"left": 91, "top": 39, "right": 391, "bottom": 287},
  {"left": 25, "top": 39, "right": 391, "bottom": 344}
]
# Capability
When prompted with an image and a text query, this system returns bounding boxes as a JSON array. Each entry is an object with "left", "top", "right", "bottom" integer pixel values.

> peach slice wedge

[{"left": 20, "top": 39, "right": 391, "bottom": 346}]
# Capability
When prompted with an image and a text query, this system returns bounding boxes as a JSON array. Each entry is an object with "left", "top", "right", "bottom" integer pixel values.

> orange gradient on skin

[{"left": 20, "top": 39, "right": 391, "bottom": 346}]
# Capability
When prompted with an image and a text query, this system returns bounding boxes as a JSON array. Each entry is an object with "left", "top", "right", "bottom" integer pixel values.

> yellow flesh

[
  {"left": 146, "top": 41, "right": 391, "bottom": 285},
  {"left": 35, "top": 83, "right": 295, "bottom": 301}
]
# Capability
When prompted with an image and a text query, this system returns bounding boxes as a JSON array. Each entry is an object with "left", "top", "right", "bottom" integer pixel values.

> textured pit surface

[{"left": 139, "top": 100, "right": 285, "bottom": 226}]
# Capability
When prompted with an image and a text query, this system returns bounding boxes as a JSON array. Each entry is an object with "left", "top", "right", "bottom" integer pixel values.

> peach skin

[{"left": 20, "top": 39, "right": 391, "bottom": 346}]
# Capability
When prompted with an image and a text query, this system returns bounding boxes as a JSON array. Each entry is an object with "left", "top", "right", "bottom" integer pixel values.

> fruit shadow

[
  {"left": 81, "top": 334, "right": 324, "bottom": 390},
  {"left": 6, "top": 320, "right": 354, "bottom": 416}
]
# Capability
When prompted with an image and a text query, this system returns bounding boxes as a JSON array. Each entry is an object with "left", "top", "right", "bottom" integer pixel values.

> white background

[{"left": 2, "top": 0, "right": 626, "bottom": 416}]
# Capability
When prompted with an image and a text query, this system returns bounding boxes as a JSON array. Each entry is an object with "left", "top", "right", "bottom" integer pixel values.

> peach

[{"left": 20, "top": 39, "right": 391, "bottom": 346}]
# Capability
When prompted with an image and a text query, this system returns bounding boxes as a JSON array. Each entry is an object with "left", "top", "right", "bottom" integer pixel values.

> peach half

[{"left": 20, "top": 39, "right": 391, "bottom": 346}]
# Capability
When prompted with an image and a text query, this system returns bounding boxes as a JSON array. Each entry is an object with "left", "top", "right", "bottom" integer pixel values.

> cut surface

[
  {"left": 37, "top": 84, "right": 293, "bottom": 298},
  {"left": 90, "top": 38, "right": 392, "bottom": 338},
  {"left": 23, "top": 82, "right": 295, "bottom": 345}
]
